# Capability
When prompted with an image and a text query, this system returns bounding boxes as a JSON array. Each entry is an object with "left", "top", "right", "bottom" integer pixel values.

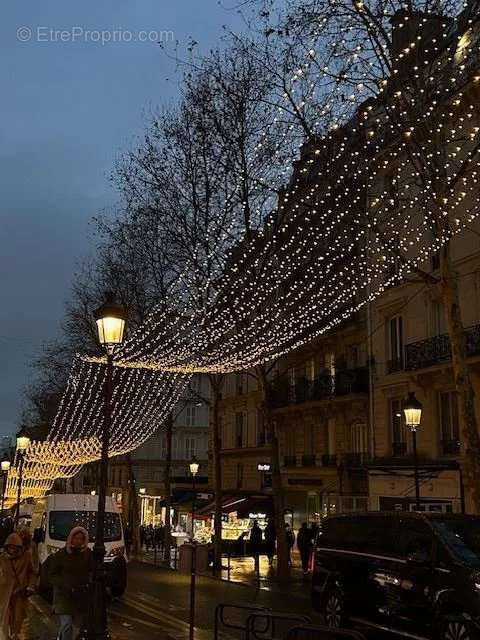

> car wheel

[
  {"left": 324, "top": 588, "right": 345, "bottom": 629},
  {"left": 440, "top": 617, "right": 478, "bottom": 640}
]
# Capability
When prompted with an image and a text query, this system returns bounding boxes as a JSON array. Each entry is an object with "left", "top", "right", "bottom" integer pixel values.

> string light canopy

[{"left": 22, "top": 0, "right": 480, "bottom": 496}]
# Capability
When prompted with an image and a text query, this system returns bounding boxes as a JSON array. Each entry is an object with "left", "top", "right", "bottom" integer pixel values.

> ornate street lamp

[
  {"left": 1, "top": 460, "right": 11, "bottom": 525},
  {"left": 15, "top": 427, "right": 31, "bottom": 527},
  {"left": 404, "top": 391, "right": 423, "bottom": 510},
  {"left": 88, "top": 292, "right": 127, "bottom": 640},
  {"left": 188, "top": 456, "right": 199, "bottom": 640}
]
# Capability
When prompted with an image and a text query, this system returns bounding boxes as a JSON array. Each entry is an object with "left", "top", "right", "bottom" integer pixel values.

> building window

[
  {"left": 439, "top": 391, "right": 460, "bottom": 456},
  {"left": 256, "top": 409, "right": 266, "bottom": 445},
  {"left": 161, "top": 437, "right": 167, "bottom": 459},
  {"left": 235, "top": 412, "right": 245, "bottom": 448},
  {"left": 236, "top": 373, "right": 245, "bottom": 395},
  {"left": 351, "top": 422, "right": 368, "bottom": 455},
  {"left": 390, "top": 398, "right": 406, "bottom": 456},
  {"left": 387, "top": 315, "right": 404, "bottom": 373},
  {"left": 306, "top": 358, "right": 315, "bottom": 381},
  {"left": 236, "top": 463, "right": 244, "bottom": 489},
  {"left": 185, "top": 406, "right": 196, "bottom": 427},
  {"left": 430, "top": 300, "right": 447, "bottom": 337},
  {"left": 185, "top": 437, "right": 195, "bottom": 460}
]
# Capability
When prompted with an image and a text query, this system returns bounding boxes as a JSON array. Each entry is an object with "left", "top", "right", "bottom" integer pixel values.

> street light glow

[
  {"left": 94, "top": 292, "right": 127, "bottom": 353},
  {"left": 403, "top": 392, "right": 423, "bottom": 432}
]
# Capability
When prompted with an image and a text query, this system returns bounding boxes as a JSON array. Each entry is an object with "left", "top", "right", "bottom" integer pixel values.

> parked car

[
  {"left": 312, "top": 512, "right": 480, "bottom": 640},
  {"left": 31, "top": 493, "right": 127, "bottom": 600}
]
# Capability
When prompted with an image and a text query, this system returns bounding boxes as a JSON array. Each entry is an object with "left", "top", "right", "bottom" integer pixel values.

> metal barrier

[
  {"left": 214, "top": 603, "right": 270, "bottom": 639},
  {"left": 286, "top": 626, "right": 366, "bottom": 639},
  {"left": 245, "top": 612, "right": 311, "bottom": 639}
]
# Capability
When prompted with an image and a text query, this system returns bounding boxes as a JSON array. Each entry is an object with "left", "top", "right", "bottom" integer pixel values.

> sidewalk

[
  {"left": 21, "top": 594, "right": 172, "bottom": 640},
  {"left": 136, "top": 548, "right": 310, "bottom": 597}
]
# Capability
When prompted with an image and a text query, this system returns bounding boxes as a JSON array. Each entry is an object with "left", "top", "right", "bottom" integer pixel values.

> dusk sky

[{"left": 0, "top": 1, "right": 245, "bottom": 437}]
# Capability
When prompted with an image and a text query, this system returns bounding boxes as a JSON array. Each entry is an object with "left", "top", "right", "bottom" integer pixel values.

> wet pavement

[{"left": 20, "top": 560, "right": 387, "bottom": 639}]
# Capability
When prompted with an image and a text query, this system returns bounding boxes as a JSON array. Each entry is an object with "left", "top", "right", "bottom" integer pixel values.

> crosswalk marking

[{"left": 121, "top": 593, "right": 235, "bottom": 640}]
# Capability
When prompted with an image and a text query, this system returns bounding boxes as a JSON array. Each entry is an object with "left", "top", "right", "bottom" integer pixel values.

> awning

[{"left": 196, "top": 494, "right": 273, "bottom": 518}]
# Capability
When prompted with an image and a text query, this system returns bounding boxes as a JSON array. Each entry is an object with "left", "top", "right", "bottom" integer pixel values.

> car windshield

[
  {"left": 49, "top": 510, "right": 122, "bottom": 543},
  {"left": 431, "top": 518, "right": 480, "bottom": 567}
]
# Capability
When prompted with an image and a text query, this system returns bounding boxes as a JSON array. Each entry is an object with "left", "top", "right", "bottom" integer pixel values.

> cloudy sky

[{"left": 0, "top": 1, "right": 244, "bottom": 437}]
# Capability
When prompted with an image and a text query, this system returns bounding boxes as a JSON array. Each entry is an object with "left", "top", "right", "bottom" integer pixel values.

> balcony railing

[
  {"left": 441, "top": 439, "right": 460, "bottom": 456},
  {"left": 322, "top": 454, "right": 338, "bottom": 467},
  {"left": 392, "top": 441, "right": 407, "bottom": 457},
  {"left": 344, "top": 452, "right": 371, "bottom": 467},
  {"left": 405, "top": 324, "right": 480, "bottom": 371},
  {"left": 302, "top": 454, "right": 316, "bottom": 467},
  {"left": 387, "top": 357, "right": 404, "bottom": 374},
  {"left": 270, "top": 367, "right": 369, "bottom": 409}
]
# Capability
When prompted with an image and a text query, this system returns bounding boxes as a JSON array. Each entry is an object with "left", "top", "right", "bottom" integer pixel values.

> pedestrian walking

[
  {"left": 264, "top": 518, "right": 276, "bottom": 567},
  {"left": 297, "top": 522, "right": 312, "bottom": 575},
  {"left": 124, "top": 524, "right": 133, "bottom": 556},
  {"left": 155, "top": 523, "right": 165, "bottom": 553},
  {"left": 48, "top": 526, "right": 93, "bottom": 640},
  {"left": 249, "top": 520, "right": 262, "bottom": 576},
  {"left": 285, "top": 523, "right": 295, "bottom": 566},
  {"left": 0, "top": 532, "right": 35, "bottom": 640}
]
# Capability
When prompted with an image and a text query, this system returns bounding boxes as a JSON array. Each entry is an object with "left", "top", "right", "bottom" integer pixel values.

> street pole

[
  {"left": 15, "top": 453, "right": 25, "bottom": 528},
  {"left": 1, "top": 472, "right": 7, "bottom": 525},
  {"left": 88, "top": 352, "right": 113, "bottom": 640},
  {"left": 412, "top": 428, "right": 420, "bottom": 510},
  {"left": 189, "top": 466, "right": 197, "bottom": 640}
]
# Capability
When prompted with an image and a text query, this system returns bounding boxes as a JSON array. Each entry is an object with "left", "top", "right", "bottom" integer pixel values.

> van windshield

[
  {"left": 431, "top": 518, "right": 480, "bottom": 566},
  {"left": 49, "top": 511, "right": 122, "bottom": 543}
]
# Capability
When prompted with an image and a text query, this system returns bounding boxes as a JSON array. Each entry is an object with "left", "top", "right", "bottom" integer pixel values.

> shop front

[
  {"left": 368, "top": 462, "right": 464, "bottom": 513},
  {"left": 194, "top": 494, "right": 273, "bottom": 548}
]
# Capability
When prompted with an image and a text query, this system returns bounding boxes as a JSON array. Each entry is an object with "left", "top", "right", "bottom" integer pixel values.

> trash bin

[{"left": 178, "top": 543, "right": 209, "bottom": 573}]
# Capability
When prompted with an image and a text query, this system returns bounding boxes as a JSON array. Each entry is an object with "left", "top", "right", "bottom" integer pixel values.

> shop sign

[{"left": 257, "top": 463, "right": 271, "bottom": 472}]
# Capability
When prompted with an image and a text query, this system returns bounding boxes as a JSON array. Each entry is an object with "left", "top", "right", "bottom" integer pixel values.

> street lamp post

[
  {"left": 404, "top": 391, "right": 423, "bottom": 511},
  {"left": 188, "top": 456, "right": 199, "bottom": 640},
  {"left": 1, "top": 460, "right": 11, "bottom": 525},
  {"left": 15, "top": 428, "right": 31, "bottom": 527},
  {"left": 88, "top": 292, "right": 126, "bottom": 640}
]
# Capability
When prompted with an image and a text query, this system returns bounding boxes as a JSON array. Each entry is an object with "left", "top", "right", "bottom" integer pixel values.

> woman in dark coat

[{"left": 48, "top": 526, "right": 93, "bottom": 640}]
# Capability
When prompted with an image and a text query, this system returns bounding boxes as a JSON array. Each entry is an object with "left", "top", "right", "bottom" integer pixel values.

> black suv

[{"left": 312, "top": 512, "right": 480, "bottom": 639}]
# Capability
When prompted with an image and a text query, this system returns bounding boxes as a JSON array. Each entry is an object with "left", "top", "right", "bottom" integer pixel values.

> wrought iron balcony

[
  {"left": 270, "top": 367, "right": 369, "bottom": 409},
  {"left": 344, "top": 452, "right": 371, "bottom": 467},
  {"left": 441, "top": 439, "right": 460, "bottom": 456},
  {"left": 284, "top": 455, "right": 297, "bottom": 467},
  {"left": 321, "top": 454, "right": 338, "bottom": 467},
  {"left": 301, "top": 454, "right": 316, "bottom": 467},
  {"left": 405, "top": 324, "right": 480, "bottom": 371},
  {"left": 387, "top": 357, "right": 404, "bottom": 374},
  {"left": 392, "top": 441, "right": 407, "bottom": 457}
]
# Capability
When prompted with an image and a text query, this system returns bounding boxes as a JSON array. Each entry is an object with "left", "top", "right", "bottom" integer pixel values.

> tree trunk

[
  {"left": 163, "top": 411, "right": 173, "bottom": 563},
  {"left": 440, "top": 246, "right": 480, "bottom": 513},
  {"left": 126, "top": 453, "right": 140, "bottom": 554},
  {"left": 256, "top": 365, "right": 290, "bottom": 580},
  {"left": 209, "top": 374, "right": 224, "bottom": 575}
]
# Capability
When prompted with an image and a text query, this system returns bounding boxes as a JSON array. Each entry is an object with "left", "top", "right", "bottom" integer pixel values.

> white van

[{"left": 31, "top": 494, "right": 127, "bottom": 598}]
